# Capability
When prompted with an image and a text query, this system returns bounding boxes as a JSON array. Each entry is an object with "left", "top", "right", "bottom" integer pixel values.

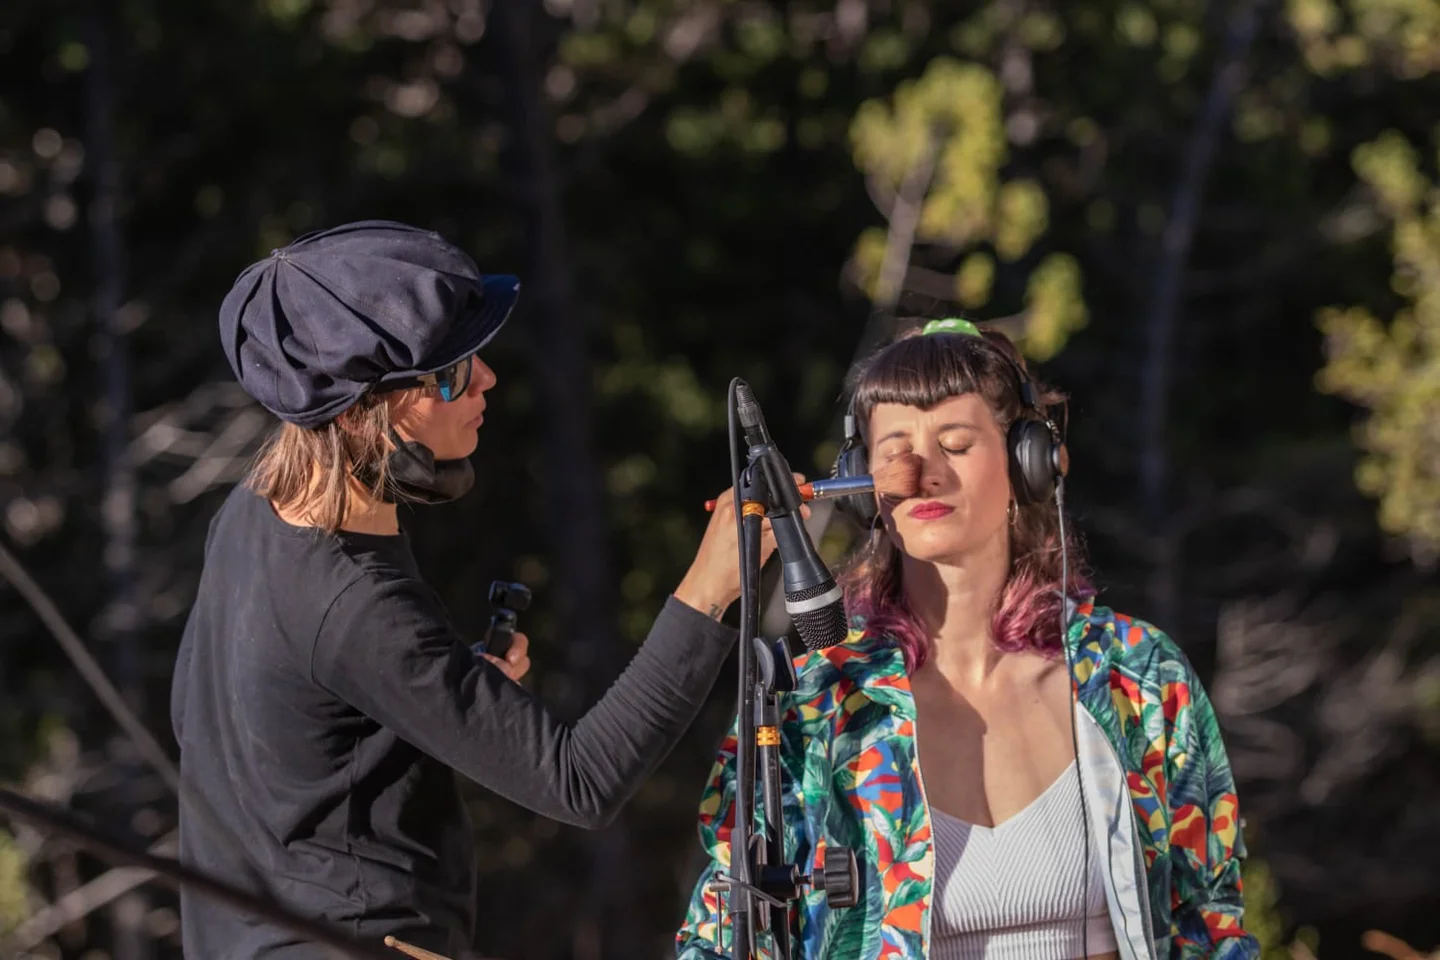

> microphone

[{"left": 734, "top": 382, "right": 848, "bottom": 651}]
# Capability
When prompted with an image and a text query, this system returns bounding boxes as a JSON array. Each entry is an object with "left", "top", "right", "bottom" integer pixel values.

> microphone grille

[
  {"left": 787, "top": 582, "right": 849, "bottom": 651},
  {"left": 794, "top": 604, "right": 848, "bottom": 651}
]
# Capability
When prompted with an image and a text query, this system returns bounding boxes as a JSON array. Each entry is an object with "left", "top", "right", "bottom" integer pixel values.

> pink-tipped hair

[{"left": 843, "top": 539, "right": 1092, "bottom": 673}]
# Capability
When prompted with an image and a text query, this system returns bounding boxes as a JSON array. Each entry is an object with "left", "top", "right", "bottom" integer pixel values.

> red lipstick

[{"left": 907, "top": 501, "right": 954, "bottom": 520}]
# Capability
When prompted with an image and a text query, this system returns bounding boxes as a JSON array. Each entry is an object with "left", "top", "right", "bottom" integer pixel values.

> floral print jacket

[{"left": 675, "top": 602, "right": 1258, "bottom": 960}]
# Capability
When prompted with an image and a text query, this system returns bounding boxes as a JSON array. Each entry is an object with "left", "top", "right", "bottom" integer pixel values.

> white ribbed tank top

[{"left": 928, "top": 760, "right": 1118, "bottom": 959}]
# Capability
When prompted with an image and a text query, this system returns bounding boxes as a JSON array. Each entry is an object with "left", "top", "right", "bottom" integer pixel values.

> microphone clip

[{"left": 751, "top": 636, "right": 797, "bottom": 695}]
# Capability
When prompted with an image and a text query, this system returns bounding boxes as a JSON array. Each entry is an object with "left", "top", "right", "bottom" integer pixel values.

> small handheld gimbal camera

[{"left": 478, "top": 580, "right": 531, "bottom": 660}]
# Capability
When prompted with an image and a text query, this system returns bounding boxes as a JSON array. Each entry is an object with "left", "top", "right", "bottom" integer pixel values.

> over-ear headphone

[{"left": 830, "top": 318, "right": 1069, "bottom": 528}]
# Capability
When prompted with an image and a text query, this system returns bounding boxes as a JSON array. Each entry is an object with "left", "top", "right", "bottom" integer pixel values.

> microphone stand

[
  {"left": 718, "top": 424, "right": 857, "bottom": 960},
  {"left": 754, "top": 623, "right": 799, "bottom": 960},
  {"left": 725, "top": 451, "right": 766, "bottom": 959}
]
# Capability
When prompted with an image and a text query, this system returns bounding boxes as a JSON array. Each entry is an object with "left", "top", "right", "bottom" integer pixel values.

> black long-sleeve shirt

[{"left": 170, "top": 484, "right": 735, "bottom": 958}]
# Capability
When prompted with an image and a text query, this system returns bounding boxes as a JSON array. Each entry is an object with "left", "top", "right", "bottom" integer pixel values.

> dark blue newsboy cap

[{"left": 219, "top": 220, "right": 519, "bottom": 428}]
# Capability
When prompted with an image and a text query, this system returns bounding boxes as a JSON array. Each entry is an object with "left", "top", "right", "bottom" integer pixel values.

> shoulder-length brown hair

[
  {"left": 245, "top": 393, "right": 397, "bottom": 534},
  {"left": 838, "top": 324, "right": 1093, "bottom": 670}
]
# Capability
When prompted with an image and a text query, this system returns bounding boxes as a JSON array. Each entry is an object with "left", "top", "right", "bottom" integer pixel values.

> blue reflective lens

[{"left": 436, "top": 355, "right": 473, "bottom": 402}]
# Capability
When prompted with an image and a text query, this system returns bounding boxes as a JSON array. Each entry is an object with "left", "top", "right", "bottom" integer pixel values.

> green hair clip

[{"left": 920, "top": 317, "right": 982, "bottom": 338}]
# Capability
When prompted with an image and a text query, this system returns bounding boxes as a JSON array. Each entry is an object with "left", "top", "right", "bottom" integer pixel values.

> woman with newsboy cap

[{"left": 170, "top": 222, "right": 756, "bottom": 958}]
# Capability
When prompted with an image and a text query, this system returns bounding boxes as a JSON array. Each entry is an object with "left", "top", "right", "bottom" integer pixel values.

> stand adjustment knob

[{"left": 819, "top": 846, "right": 859, "bottom": 909}]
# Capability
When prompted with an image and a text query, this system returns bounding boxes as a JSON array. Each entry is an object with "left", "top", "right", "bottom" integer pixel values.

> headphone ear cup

[
  {"left": 831, "top": 442, "right": 878, "bottom": 529},
  {"left": 1008, "top": 418, "right": 1057, "bottom": 506}
]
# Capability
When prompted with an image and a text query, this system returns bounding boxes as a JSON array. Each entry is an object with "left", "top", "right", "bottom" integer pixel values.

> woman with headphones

[
  {"left": 171, "top": 222, "right": 763, "bottom": 958},
  {"left": 676, "top": 319, "right": 1257, "bottom": 959}
]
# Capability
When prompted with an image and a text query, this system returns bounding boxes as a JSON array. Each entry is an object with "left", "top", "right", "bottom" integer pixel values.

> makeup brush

[
  {"left": 383, "top": 936, "right": 454, "bottom": 960},
  {"left": 703, "top": 453, "right": 921, "bottom": 511}
]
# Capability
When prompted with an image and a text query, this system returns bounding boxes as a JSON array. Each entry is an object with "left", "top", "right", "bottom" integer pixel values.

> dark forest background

[{"left": 1, "top": 0, "right": 1438, "bottom": 958}]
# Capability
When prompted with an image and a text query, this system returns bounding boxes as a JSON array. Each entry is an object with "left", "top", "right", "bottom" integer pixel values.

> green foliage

[
  {"left": 1316, "top": 128, "right": 1440, "bottom": 557},
  {"left": 995, "top": 179, "right": 1049, "bottom": 262},
  {"left": 850, "top": 58, "right": 1008, "bottom": 253},
  {"left": 0, "top": 828, "right": 28, "bottom": 938},
  {"left": 1245, "top": 857, "right": 1294, "bottom": 958},
  {"left": 1023, "top": 253, "right": 1089, "bottom": 362},
  {"left": 955, "top": 251, "right": 995, "bottom": 308},
  {"left": 847, "top": 53, "right": 1085, "bottom": 359},
  {"left": 1244, "top": 858, "right": 1322, "bottom": 958},
  {"left": 1288, "top": 0, "right": 1440, "bottom": 77}
]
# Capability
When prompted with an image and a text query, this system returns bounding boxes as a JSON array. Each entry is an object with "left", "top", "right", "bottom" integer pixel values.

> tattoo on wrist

[{"left": 707, "top": 604, "right": 723, "bottom": 621}]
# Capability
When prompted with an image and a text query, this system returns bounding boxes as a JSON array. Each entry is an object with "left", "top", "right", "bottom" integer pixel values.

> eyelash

[{"left": 880, "top": 444, "right": 971, "bottom": 458}]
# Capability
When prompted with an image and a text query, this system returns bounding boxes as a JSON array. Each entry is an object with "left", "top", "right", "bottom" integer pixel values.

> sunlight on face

[
  {"left": 389, "top": 355, "right": 497, "bottom": 461},
  {"left": 868, "top": 392, "right": 1013, "bottom": 565}
]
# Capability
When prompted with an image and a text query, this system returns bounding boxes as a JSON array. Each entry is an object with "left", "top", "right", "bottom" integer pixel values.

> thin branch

[
  {"left": 0, "top": 540, "right": 270, "bottom": 902},
  {"left": 166, "top": 407, "right": 270, "bottom": 503},
  {"left": 873, "top": 130, "right": 942, "bottom": 313},
  {"left": 660, "top": 2, "right": 722, "bottom": 60},
  {"left": 0, "top": 789, "right": 393, "bottom": 960},
  {"left": 4, "top": 833, "right": 177, "bottom": 951},
  {"left": 863, "top": 171, "right": 899, "bottom": 228}
]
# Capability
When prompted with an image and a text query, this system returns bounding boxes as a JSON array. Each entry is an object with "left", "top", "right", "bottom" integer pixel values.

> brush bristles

[{"left": 870, "top": 453, "right": 922, "bottom": 500}]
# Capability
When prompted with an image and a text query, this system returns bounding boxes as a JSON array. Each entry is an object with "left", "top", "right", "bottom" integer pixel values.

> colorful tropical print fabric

[{"left": 675, "top": 603, "right": 1258, "bottom": 960}]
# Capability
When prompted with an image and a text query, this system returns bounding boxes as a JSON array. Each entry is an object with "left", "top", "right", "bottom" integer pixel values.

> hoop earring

[{"left": 1007, "top": 500, "right": 1018, "bottom": 526}]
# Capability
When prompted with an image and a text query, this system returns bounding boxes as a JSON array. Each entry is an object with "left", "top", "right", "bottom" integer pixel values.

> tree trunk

[
  {"left": 1139, "top": 0, "right": 1264, "bottom": 630},
  {"left": 86, "top": 5, "right": 149, "bottom": 958},
  {"left": 491, "top": 4, "right": 632, "bottom": 957},
  {"left": 88, "top": 0, "right": 138, "bottom": 711}
]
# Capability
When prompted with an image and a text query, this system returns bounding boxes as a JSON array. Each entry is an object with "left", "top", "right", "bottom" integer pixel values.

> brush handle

[
  {"left": 704, "top": 474, "right": 888, "bottom": 511},
  {"left": 706, "top": 482, "right": 818, "bottom": 512},
  {"left": 383, "top": 935, "right": 453, "bottom": 960}
]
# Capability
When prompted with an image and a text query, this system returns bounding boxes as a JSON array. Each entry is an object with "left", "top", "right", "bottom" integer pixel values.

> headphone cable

[{"left": 1056, "top": 478, "right": 1092, "bottom": 958}]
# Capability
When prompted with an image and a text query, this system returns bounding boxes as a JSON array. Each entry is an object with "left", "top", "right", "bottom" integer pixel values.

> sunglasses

[{"left": 381, "top": 353, "right": 476, "bottom": 402}]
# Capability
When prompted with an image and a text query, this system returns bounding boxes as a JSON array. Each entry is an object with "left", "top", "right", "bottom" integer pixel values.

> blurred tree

[
  {"left": 1290, "top": 0, "right": 1440, "bottom": 562},
  {"left": 1, "top": 0, "right": 1439, "bottom": 957},
  {"left": 1244, "top": 856, "right": 1322, "bottom": 959},
  {"left": 0, "top": 828, "right": 28, "bottom": 939},
  {"left": 848, "top": 55, "right": 1089, "bottom": 359},
  {"left": 1315, "top": 128, "right": 1440, "bottom": 560}
]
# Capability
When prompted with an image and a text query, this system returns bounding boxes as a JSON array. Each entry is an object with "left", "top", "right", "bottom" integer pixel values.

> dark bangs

[{"left": 850, "top": 331, "right": 1026, "bottom": 439}]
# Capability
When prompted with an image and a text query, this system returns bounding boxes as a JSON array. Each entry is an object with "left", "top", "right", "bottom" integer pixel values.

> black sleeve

[
  {"left": 310, "top": 576, "right": 735, "bottom": 828},
  {"left": 171, "top": 513, "right": 221, "bottom": 745},
  {"left": 170, "top": 632, "right": 190, "bottom": 744}
]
